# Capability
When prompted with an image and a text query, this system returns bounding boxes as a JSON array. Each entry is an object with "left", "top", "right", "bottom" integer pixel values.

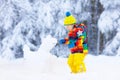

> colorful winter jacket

[{"left": 60, "top": 24, "right": 88, "bottom": 54}]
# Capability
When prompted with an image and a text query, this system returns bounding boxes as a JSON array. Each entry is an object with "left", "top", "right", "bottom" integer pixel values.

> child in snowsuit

[{"left": 59, "top": 12, "right": 88, "bottom": 73}]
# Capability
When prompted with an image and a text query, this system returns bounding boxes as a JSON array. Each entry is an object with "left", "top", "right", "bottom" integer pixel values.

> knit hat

[{"left": 64, "top": 12, "right": 76, "bottom": 25}]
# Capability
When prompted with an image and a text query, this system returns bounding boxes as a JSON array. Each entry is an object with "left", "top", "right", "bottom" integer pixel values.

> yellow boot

[
  {"left": 67, "top": 53, "right": 79, "bottom": 73},
  {"left": 67, "top": 53, "right": 87, "bottom": 73},
  {"left": 67, "top": 53, "right": 74, "bottom": 73},
  {"left": 74, "top": 53, "right": 86, "bottom": 73},
  {"left": 79, "top": 62, "right": 86, "bottom": 72}
]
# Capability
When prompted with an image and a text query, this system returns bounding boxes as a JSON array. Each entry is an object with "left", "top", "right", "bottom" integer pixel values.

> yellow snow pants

[{"left": 67, "top": 53, "right": 86, "bottom": 73}]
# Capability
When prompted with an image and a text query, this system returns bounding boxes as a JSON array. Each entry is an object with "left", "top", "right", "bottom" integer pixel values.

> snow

[
  {"left": 0, "top": 55, "right": 120, "bottom": 80},
  {"left": 98, "top": 0, "right": 120, "bottom": 55},
  {"left": 100, "top": 0, "right": 120, "bottom": 9},
  {"left": 0, "top": 35, "right": 120, "bottom": 80},
  {"left": 0, "top": 0, "right": 92, "bottom": 58},
  {"left": 0, "top": 0, "right": 120, "bottom": 79},
  {"left": 98, "top": 10, "right": 120, "bottom": 33}
]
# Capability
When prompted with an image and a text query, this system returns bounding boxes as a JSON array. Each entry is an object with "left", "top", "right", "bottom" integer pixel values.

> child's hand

[{"left": 59, "top": 39, "right": 66, "bottom": 44}]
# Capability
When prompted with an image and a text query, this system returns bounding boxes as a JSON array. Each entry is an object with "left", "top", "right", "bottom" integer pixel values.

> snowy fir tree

[{"left": 98, "top": 0, "right": 120, "bottom": 56}]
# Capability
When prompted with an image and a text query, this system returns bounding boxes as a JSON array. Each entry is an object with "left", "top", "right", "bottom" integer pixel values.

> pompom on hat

[{"left": 64, "top": 12, "right": 76, "bottom": 25}]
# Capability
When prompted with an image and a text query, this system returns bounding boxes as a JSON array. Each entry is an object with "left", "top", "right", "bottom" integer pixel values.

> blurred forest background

[{"left": 0, "top": 0, "right": 120, "bottom": 59}]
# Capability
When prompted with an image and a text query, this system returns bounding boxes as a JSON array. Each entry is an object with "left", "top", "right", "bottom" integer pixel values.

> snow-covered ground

[{"left": 0, "top": 35, "right": 120, "bottom": 80}]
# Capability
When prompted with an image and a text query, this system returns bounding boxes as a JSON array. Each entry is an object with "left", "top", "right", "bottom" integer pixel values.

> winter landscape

[
  {"left": 0, "top": 56, "right": 120, "bottom": 80},
  {"left": 0, "top": 0, "right": 120, "bottom": 80},
  {"left": 0, "top": 35, "right": 120, "bottom": 80}
]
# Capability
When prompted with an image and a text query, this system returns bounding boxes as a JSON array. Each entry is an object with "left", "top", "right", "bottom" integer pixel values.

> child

[{"left": 59, "top": 12, "right": 88, "bottom": 73}]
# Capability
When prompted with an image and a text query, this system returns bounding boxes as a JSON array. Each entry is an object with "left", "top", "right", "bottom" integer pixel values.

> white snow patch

[{"left": 0, "top": 35, "right": 120, "bottom": 80}]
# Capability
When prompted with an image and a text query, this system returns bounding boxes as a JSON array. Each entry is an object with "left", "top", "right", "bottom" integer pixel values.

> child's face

[{"left": 66, "top": 25, "right": 73, "bottom": 31}]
